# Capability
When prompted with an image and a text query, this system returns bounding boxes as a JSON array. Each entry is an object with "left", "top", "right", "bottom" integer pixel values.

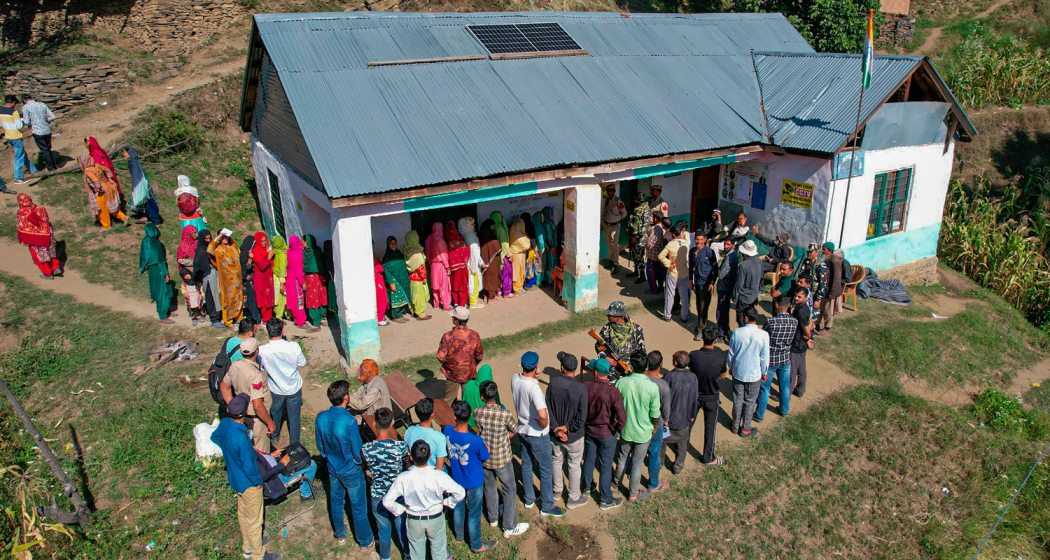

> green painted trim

[
  {"left": 564, "top": 271, "right": 599, "bottom": 313},
  {"left": 633, "top": 154, "right": 736, "bottom": 180},
  {"left": 340, "top": 317, "right": 382, "bottom": 365},
  {"left": 403, "top": 181, "right": 539, "bottom": 213}
]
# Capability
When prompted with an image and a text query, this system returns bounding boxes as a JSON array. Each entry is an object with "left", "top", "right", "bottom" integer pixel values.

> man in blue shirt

[
  {"left": 403, "top": 398, "right": 447, "bottom": 469},
  {"left": 210, "top": 394, "right": 279, "bottom": 560},
  {"left": 690, "top": 231, "right": 718, "bottom": 340},
  {"left": 727, "top": 308, "right": 769, "bottom": 438},
  {"left": 225, "top": 319, "right": 257, "bottom": 363},
  {"left": 315, "top": 380, "right": 374, "bottom": 549},
  {"left": 443, "top": 400, "right": 493, "bottom": 553}
]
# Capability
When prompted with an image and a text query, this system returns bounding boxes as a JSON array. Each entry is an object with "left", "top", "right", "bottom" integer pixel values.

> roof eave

[{"left": 238, "top": 19, "right": 263, "bottom": 133}]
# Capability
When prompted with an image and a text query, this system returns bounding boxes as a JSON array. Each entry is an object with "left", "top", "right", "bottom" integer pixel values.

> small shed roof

[{"left": 240, "top": 11, "right": 973, "bottom": 201}]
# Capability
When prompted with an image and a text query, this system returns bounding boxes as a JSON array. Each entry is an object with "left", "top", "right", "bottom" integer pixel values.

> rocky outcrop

[{"left": 877, "top": 14, "right": 916, "bottom": 48}]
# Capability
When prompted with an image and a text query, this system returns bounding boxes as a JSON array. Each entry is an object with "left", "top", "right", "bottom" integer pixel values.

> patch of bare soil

[
  {"left": 954, "top": 105, "right": 1050, "bottom": 186},
  {"left": 937, "top": 266, "right": 980, "bottom": 294},
  {"left": 537, "top": 523, "right": 603, "bottom": 560},
  {"left": 913, "top": 292, "right": 977, "bottom": 318}
]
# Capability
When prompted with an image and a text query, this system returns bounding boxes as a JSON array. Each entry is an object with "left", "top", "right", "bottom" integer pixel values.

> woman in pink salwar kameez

[
  {"left": 285, "top": 235, "right": 307, "bottom": 326},
  {"left": 425, "top": 222, "right": 452, "bottom": 311}
]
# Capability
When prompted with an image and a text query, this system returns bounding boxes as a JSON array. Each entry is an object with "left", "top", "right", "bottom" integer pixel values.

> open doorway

[
  {"left": 409, "top": 204, "right": 478, "bottom": 240},
  {"left": 691, "top": 166, "right": 720, "bottom": 229}
]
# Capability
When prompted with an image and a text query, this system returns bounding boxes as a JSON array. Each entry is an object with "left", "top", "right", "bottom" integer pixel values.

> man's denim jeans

[
  {"left": 646, "top": 424, "right": 665, "bottom": 490},
  {"left": 270, "top": 389, "right": 302, "bottom": 445},
  {"left": 520, "top": 434, "right": 555, "bottom": 512},
  {"left": 326, "top": 467, "right": 374, "bottom": 546},
  {"left": 582, "top": 434, "right": 617, "bottom": 504},
  {"left": 370, "top": 495, "right": 406, "bottom": 560},
  {"left": 755, "top": 362, "right": 792, "bottom": 420},
  {"left": 452, "top": 485, "right": 485, "bottom": 551},
  {"left": 277, "top": 459, "right": 317, "bottom": 498},
  {"left": 10, "top": 139, "right": 37, "bottom": 181}
]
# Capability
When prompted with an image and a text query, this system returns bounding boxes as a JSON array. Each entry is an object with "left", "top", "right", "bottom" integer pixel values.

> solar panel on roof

[{"left": 467, "top": 23, "right": 583, "bottom": 55}]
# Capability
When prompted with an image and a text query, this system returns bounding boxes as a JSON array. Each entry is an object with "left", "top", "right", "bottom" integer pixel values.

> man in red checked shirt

[{"left": 436, "top": 306, "right": 484, "bottom": 400}]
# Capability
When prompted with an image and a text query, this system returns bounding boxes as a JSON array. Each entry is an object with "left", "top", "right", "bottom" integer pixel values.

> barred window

[{"left": 867, "top": 167, "right": 913, "bottom": 239}]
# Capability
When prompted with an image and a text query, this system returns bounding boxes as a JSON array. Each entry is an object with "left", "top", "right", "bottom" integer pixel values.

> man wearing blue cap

[{"left": 511, "top": 351, "right": 565, "bottom": 518}]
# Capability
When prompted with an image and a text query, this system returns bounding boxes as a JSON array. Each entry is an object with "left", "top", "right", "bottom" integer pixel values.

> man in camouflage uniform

[
  {"left": 594, "top": 301, "right": 646, "bottom": 381},
  {"left": 798, "top": 243, "right": 829, "bottom": 325},
  {"left": 628, "top": 193, "right": 652, "bottom": 284}
]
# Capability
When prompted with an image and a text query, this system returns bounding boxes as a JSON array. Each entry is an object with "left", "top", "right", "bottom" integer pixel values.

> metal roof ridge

[
  {"left": 253, "top": 11, "right": 793, "bottom": 22},
  {"left": 755, "top": 50, "right": 923, "bottom": 61}
]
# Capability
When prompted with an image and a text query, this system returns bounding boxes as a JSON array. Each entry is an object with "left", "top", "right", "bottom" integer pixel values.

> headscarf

[
  {"left": 444, "top": 220, "right": 465, "bottom": 249},
  {"left": 463, "top": 363, "right": 497, "bottom": 428},
  {"left": 176, "top": 225, "right": 198, "bottom": 261},
  {"left": 521, "top": 212, "right": 536, "bottom": 240},
  {"left": 426, "top": 222, "right": 449, "bottom": 261},
  {"left": 126, "top": 146, "right": 152, "bottom": 208},
  {"left": 239, "top": 235, "right": 255, "bottom": 277},
  {"left": 272, "top": 235, "right": 288, "bottom": 277},
  {"left": 382, "top": 235, "right": 405, "bottom": 263},
  {"left": 287, "top": 235, "right": 305, "bottom": 277},
  {"left": 138, "top": 223, "right": 165, "bottom": 273},
  {"left": 303, "top": 234, "right": 322, "bottom": 275},
  {"left": 404, "top": 230, "right": 426, "bottom": 271},
  {"left": 16, "top": 193, "right": 53, "bottom": 247},
  {"left": 85, "top": 136, "right": 117, "bottom": 178},
  {"left": 458, "top": 217, "right": 479, "bottom": 247},
  {"left": 490, "top": 211, "right": 510, "bottom": 256},
  {"left": 193, "top": 229, "right": 213, "bottom": 279},
  {"left": 532, "top": 210, "right": 547, "bottom": 252},
  {"left": 509, "top": 217, "right": 530, "bottom": 254},
  {"left": 542, "top": 207, "right": 557, "bottom": 245},
  {"left": 251, "top": 231, "right": 271, "bottom": 268},
  {"left": 479, "top": 219, "right": 496, "bottom": 246}
]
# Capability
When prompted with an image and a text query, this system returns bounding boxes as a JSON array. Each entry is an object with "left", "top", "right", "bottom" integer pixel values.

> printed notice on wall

[{"left": 781, "top": 179, "right": 814, "bottom": 208}]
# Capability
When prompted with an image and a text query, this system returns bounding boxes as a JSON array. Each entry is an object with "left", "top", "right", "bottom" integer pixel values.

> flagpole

[{"left": 837, "top": 8, "right": 875, "bottom": 248}]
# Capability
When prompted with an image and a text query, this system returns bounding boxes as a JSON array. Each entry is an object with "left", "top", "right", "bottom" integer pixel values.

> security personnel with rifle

[{"left": 589, "top": 301, "right": 646, "bottom": 381}]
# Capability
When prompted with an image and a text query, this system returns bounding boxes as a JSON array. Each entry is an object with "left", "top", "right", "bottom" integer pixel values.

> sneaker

[
  {"left": 599, "top": 498, "right": 624, "bottom": 511},
  {"left": 739, "top": 427, "right": 759, "bottom": 438},
  {"left": 489, "top": 520, "right": 498, "bottom": 528},
  {"left": 628, "top": 490, "right": 650, "bottom": 502},
  {"left": 471, "top": 540, "right": 496, "bottom": 553},
  {"left": 539, "top": 506, "right": 565, "bottom": 518},
  {"left": 523, "top": 501, "right": 535, "bottom": 509},
  {"left": 503, "top": 522, "right": 530, "bottom": 538},
  {"left": 703, "top": 456, "right": 726, "bottom": 467},
  {"left": 752, "top": 415, "right": 764, "bottom": 424},
  {"left": 567, "top": 496, "right": 589, "bottom": 510},
  {"left": 335, "top": 538, "right": 347, "bottom": 546},
  {"left": 648, "top": 480, "right": 669, "bottom": 494},
  {"left": 262, "top": 553, "right": 281, "bottom": 560}
]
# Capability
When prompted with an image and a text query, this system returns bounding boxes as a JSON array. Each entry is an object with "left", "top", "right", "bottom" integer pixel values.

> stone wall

[
  {"left": 3, "top": 64, "right": 128, "bottom": 115},
  {"left": 877, "top": 14, "right": 916, "bottom": 48},
  {"left": 1, "top": 0, "right": 248, "bottom": 55},
  {"left": 878, "top": 256, "right": 939, "bottom": 286}
]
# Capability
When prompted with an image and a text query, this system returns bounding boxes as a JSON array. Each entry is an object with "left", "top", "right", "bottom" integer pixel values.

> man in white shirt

[
  {"left": 727, "top": 309, "right": 769, "bottom": 438},
  {"left": 383, "top": 440, "right": 465, "bottom": 560},
  {"left": 658, "top": 224, "right": 691, "bottom": 323},
  {"left": 602, "top": 183, "right": 628, "bottom": 273},
  {"left": 259, "top": 319, "right": 307, "bottom": 446},
  {"left": 511, "top": 351, "right": 565, "bottom": 518}
]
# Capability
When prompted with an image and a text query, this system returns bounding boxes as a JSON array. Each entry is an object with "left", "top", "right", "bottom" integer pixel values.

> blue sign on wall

[
  {"left": 750, "top": 180, "right": 767, "bottom": 210},
  {"left": 833, "top": 150, "right": 865, "bottom": 180}
]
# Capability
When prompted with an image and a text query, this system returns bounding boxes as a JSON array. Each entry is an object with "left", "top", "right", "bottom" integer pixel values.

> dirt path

[{"left": 914, "top": 0, "right": 1012, "bottom": 55}]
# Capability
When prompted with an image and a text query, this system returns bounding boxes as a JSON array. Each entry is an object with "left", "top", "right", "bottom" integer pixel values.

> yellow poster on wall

[{"left": 781, "top": 179, "right": 814, "bottom": 208}]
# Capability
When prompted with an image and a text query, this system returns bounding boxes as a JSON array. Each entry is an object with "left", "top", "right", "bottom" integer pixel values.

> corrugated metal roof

[
  {"left": 248, "top": 11, "right": 811, "bottom": 198},
  {"left": 755, "top": 52, "right": 922, "bottom": 153}
]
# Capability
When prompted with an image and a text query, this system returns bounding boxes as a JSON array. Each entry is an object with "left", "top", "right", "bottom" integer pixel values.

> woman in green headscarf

[
  {"left": 381, "top": 236, "right": 412, "bottom": 322},
  {"left": 271, "top": 235, "right": 289, "bottom": 319},
  {"left": 463, "top": 363, "right": 498, "bottom": 430},
  {"left": 533, "top": 210, "right": 548, "bottom": 286},
  {"left": 139, "top": 223, "right": 174, "bottom": 323},
  {"left": 403, "top": 230, "right": 432, "bottom": 320},
  {"left": 302, "top": 234, "right": 328, "bottom": 328}
]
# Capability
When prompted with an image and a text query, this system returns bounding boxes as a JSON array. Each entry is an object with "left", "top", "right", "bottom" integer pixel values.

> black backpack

[
  {"left": 207, "top": 337, "right": 239, "bottom": 410},
  {"left": 279, "top": 443, "right": 312, "bottom": 476}
]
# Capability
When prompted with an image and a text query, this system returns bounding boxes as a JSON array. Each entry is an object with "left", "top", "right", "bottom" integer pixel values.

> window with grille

[
  {"left": 267, "top": 170, "right": 286, "bottom": 238},
  {"left": 867, "top": 167, "right": 913, "bottom": 239}
]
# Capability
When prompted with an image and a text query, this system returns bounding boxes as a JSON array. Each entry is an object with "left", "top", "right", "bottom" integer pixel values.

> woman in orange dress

[
  {"left": 79, "top": 155, "right": 128, "bottom": 229},
  {"left": 208, "top": 228, "right": 244, "bottom": 327}
]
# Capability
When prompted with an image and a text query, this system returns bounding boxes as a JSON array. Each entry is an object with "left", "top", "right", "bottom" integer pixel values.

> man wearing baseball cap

[
  {"left": 593, "top": 301, "right": 646, "bottom": 379},
  {"left": 512, "top": 351, "right": 564, "bottom": 518},
  {"left": 211, "top": 393, "right": 280, "bottom": 560},
  {"left": 546, "top": 352, "right": 588, "bottom": 509},
  {"left": 222, "top": 337, "right": 275, "bottom": 452},
  {"left": 581, "top": 358, "right": 626, "bottom": 510},
  {"left": 436, "top": 306, "right": 484, "bottom": 399}
]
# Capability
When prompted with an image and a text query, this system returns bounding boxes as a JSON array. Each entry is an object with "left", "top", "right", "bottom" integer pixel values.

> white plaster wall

[
  {"left": 477, "top": 191, "right": 565, "bottom": 225},
  {"left": 297, "top": 195, "right": 333, "bottom": 244},
  {"left": 719, "top": 153, "right": 832, "bottom": 247},
  {"left": 250, "top": 137, "right": 332, "bottom": 241},
  {"left": 652, "top": 171, "right": 693, "bottom": 220},
  {"left": 370, "top": 213, "right": 413, "bottom": 257},
  {"left": 825, "top": 141, "right": 955, "bottom": 250}
]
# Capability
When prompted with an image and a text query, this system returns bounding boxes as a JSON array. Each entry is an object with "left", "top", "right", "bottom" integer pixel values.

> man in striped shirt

[{"left": 755, "top": 297, "right": 798, "bottom": 422}]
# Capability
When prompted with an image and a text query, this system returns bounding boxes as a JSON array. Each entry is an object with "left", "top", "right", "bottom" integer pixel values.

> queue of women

[{"left": 375, "top": 209, "right": 563, "bottom": 325}]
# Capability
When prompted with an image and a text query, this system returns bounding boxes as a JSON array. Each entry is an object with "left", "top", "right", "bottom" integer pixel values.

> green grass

[
  {"left": 818, "top": 281, "right": 1048, "bottom": 387},
  {"left": 611, "top": 385, "right": 1050, "bottom": 559}
]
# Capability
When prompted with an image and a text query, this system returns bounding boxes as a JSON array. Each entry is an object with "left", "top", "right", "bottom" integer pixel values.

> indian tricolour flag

[{"left": 861, "top": 8, "right": 875, "bottom": 89}]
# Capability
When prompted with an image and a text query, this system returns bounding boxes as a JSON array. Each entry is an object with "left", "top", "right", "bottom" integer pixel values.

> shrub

[
  {"left": 940, "top": 178, "right": 1050, "bottom": 328},
  {"left": 973, "top": 388, "right": 1046, "bottom": 439},
  {"left": 128, "top": 107, "right": 206, "bottom": 156},
  {"left": 941, "top": 30, "right": 1050, "bottom": 108}
]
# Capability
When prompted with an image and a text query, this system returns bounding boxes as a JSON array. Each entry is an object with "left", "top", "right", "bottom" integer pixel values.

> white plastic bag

[{"left": 193, "top": 419, "right": 223, "bottom": 463}]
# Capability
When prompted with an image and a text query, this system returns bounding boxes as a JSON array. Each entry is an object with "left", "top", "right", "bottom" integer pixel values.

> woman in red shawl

[
  {"left": 251, "top": 231, "right": 276, "bottom": 322},
  {"left": 445, "top": 220, "right": 471, "bottom": 308},
  {"left": 374, "top": 258, "right": 389, "bottom": 326},
  {"left": 84, "top": 137, "right": 120, "bottom": 188},
  {"left": 16, "top": 194, "right": 61, "bottom": 278}
]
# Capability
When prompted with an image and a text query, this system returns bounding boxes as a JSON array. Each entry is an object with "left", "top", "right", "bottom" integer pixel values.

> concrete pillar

[
  {"left": 563, "top": 183, "right": 601, "bottom": 313},
  {"left": 331, "top": 214, "right": 381, "bottom": 366}
]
